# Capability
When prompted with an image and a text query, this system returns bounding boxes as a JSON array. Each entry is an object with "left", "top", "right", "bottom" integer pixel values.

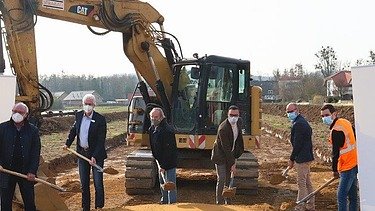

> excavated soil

[{"left": 13, "top": 104, "right": 349, "bottom": 210}]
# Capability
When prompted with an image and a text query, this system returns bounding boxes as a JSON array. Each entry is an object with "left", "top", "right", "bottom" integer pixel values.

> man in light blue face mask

[
  {"left": 285, "top": 103, "right": 315, "bottom": 211},
  {"left": 320, "top": 104, "right": 359, "bottom": 211}
]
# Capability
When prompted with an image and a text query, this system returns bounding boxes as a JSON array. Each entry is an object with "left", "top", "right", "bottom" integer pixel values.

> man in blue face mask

[
  {"left": 320, "top": 104, "right": 359, "bottom": 211},
  {"left": 285, "top": 103, "right": 315, "bottom": 211}
]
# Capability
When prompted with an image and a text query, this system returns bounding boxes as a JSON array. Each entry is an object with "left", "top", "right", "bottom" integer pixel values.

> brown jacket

[{"left": 211, "top": 118, "right": 244, "bottom": 166}]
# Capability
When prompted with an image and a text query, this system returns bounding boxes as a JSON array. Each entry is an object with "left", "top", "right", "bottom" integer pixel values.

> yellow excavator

[{"left": 0, "top": 0, "right": 262, "bottom": 206}]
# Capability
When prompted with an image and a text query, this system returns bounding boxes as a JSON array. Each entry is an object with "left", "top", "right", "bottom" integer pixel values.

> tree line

[
  {"left": 39, "top": 73, "right": 138, "bottom": 101},
  {"left": 272, "top": 46, "right": 375, "bottom": 102}
]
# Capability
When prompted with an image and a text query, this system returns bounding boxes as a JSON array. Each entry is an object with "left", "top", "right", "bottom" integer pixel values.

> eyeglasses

[
  {"left": 286, "top": 110, "right": 295, "bottom": 113},
  {"left": 321, "top": 114, "right": 331, "bottom": 117},
  {"left": 229, "top": 114, "right": 239, "bottom": 117}
]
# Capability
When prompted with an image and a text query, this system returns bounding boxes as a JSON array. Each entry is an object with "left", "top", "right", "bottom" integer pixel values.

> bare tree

[
  {"left": 315, "top": 46, "right": 338, "bottom": 77},
  {"left": 273, "top": 69, "right": 281, "bottom": 80}
]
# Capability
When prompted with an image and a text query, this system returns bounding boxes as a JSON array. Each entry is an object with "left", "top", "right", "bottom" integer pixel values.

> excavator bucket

[{"left": 14, "top": 156, "right": 69, "bottom": 210}]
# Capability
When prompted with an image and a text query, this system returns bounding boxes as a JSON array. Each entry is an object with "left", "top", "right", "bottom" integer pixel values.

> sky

[{"left": 3, "top": 0, "right": 375, "bottom": 77}]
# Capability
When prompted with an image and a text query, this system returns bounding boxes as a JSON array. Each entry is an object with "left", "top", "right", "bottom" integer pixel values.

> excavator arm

[{"left": 0, "top": 0, "right": 176, "bottom": 124}]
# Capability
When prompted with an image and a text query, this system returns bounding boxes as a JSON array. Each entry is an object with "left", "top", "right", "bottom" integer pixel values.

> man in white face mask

[
  {"left": 211, "top": 105, "right": 244, "bottom": 204},
  {"left": 63, "top": 94, "right": 107, "bottom": 211},
  {"left": 0, "top": 102, "right": 41, "bottom": 210}
]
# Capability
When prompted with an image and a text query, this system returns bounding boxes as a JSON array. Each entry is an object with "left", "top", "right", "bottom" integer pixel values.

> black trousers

[{"left": 1, "top": 175, "right": 36, "bottom": 211}]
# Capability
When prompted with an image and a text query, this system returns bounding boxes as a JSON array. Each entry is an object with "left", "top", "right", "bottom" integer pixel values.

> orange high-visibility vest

[{"left": 329, "top": 118, "right": 358, "bottom": 172}]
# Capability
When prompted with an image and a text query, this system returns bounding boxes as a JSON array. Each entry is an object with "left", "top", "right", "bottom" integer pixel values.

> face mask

[
  {"left": 12, "top": 112, "right": 24, "bottom": 123},
  {"left": 151, "top": 118, "right": 161, "bottom": 126},
  {"left": 287, "top": 112, "right": 298, "bottom": 122},
  {"left": 322, "top": 115, "right": 333, "bottom": 125},
  {"left": 228, "top": 116, "right": 239, "bottom": 125},
  {"left": 83, "top": 105, "right": 93, "bottom": 113}
]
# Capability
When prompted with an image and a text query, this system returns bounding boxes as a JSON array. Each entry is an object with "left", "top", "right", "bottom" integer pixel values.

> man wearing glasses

[
  {"left": 286, "top": 102, "right": 315, "bottom": 211},
  {"left": 211, "top": 105, "right": 244, "bottom": 204}
]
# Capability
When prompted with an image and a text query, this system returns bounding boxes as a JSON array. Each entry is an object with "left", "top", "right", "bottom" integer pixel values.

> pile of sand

[{"left": 117, "top": 203, "right": 275, "bottom": 211}]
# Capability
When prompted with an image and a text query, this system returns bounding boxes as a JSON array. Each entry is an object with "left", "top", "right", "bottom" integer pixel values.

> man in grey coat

[{"left": 211, "top": 105, "right": 244, "bottom": 204}]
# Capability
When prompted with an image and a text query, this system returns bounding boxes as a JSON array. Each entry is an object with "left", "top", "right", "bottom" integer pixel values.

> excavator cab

[{"left": 171, "top": 55, "right": 252, "bottom": 137}]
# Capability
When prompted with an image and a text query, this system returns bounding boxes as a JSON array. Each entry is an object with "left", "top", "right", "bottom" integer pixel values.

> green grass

[
  {"left": 263, "top": 114, "right": 291, "bottom": 130},
  {"left": 40, "top": 120, "right": 126, "bottom": 161}
]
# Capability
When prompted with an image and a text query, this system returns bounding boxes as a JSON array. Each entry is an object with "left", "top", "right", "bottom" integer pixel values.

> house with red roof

[{"left": 325, "top": 70, "right": 352, "bottom": 100}]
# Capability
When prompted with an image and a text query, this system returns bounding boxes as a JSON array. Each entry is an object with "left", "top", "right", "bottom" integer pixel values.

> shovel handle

[
  {"left": 65, "top": 148, "right": 104, "bottom": 172},
  {"left": 282, "top": 166, "right": 290, "bottom": 177},
  {"left": 296, "top": 177, "right": 336, "bottom": 204},
  {"left": 229, "top": 171, "right": 235, "bottom": 188},
  {"left": 0, "top": 166, "right": 66, "bottom": 192},
  {"left": 155, "top": 160, "right": 167, "bottom": 183}
]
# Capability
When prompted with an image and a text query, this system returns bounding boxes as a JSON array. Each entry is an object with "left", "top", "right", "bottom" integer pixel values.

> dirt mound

[
  {"left": 61, "top": 180, "right": 81, "bottom": 192},
  {"left": 47, "top": 133, "right": 125, "bottom": 173}
]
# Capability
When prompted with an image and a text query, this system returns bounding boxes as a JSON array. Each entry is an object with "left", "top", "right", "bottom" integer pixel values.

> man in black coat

[
  {"left": 64, "top": 94, "right": 107, "bottom": 211},
  {"left": 149, "top": 107, "right": 177, "bottom": 204},
  {"left": 286, "top": 102, "right": 315, "bottom": 211},
  {"left": 0, "top": 102, "right": 41, "bottom": 211}
]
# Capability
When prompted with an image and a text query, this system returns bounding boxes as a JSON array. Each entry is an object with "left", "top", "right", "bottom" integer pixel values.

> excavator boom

[
  {"left": 0, "top": 0, "right": 175, "bottom": 123},
  {"left": 1, "top": 0, "right": 262, "bottom": 202}
]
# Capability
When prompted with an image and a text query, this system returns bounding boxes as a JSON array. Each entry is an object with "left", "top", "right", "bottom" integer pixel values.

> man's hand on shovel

[
  {"left": 64, "top": 146, "right": 119, "bottom": 175},
  {"left": 0, "top": 165, "right": 66, "bottom": 192},
  {"left": 27, "top": 173, "right": 36, "bottom": 181}
]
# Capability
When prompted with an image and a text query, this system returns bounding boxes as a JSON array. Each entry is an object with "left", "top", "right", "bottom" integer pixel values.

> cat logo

[{"left": 68, "top": 5, "right": 94, "bottom": 16}]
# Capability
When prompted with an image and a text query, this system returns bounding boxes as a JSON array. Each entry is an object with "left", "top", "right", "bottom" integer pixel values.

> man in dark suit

[
  {"left": 0, "top": 102, "right": 41, "bottom": 211},
  {"left": 211, "top": 105, "right": 244, "bottom": 204},
  {"left": 149, "top": 107, "right": 177, "bottom": 204},
  {"left": 64, "top": 94, "right": 107, "bottom": 211},
  {"left": 286, "top": 102, "right": 315, "bottom": 211}
]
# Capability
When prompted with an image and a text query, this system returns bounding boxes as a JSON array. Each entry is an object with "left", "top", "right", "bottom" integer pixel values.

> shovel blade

[
  {"left": 162, "top": 182, "right": 176, "bottom": 191},
  {"left": 222, "top": 186, "right": 237, "bottom": 198},
  {"left": 269, "top": 174, "right": 286, "bottom": 185}
]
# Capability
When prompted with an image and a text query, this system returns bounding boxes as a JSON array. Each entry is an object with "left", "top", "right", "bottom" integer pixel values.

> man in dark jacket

[
  {"left": 149, "top": 107, "right": 177, "bottom": 204},
  {"left": 0, "top": 102, "right": 41, "bottom": 211},
  {"left": 211, "top": 105, "right": 244, "bottom": 204},
  {"left": 64, "top": 94, "right": 107, "bottom": 211},
  {"left": 286, "top": 102, "right": 315, "bottom": 211}
]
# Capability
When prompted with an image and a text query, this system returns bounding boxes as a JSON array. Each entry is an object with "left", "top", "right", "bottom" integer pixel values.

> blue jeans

[
  {"left": 158, "top": 168, "right": 177, "bottom": 204},
  {"left": 78, "top": 158, "right": 104, "bottom": 211},
  {"left": 338, "top": 166, "right": 359, "bottom": 211}
]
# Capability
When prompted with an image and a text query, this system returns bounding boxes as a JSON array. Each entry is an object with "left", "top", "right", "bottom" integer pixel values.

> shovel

[
  {"left": 270, "top": 166, "right": 290, "bottom": 185},
  {"left": 155, "top": 160, "right": 176, "bottom": 191},
  {"left": 296, "top": 177, "right": 336, "bottom": 205},
  {"left": 65, "top": 148, "right": 118, "bottom": 175},
  {"left": 0, "top": 165, "right": 66, "bottom": 192},
  {"left": 222, "top": 171, "right": 236, "bottom": 198}
]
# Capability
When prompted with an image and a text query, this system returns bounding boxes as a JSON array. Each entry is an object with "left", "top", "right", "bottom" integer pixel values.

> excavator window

[
  {"left": 206, "top": 65, "right": 234, "bottom": 127},
  {"left": 172, "top": 65, "right": 199, "bottom": 132}
]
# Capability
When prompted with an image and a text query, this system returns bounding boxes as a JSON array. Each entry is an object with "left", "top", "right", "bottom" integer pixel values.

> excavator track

[
  {"left": 125, "top": 149, "right": 157, "bottom": 195},
  {"left": 235, "top": 151, "right": 259, "bottom": 195}
]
